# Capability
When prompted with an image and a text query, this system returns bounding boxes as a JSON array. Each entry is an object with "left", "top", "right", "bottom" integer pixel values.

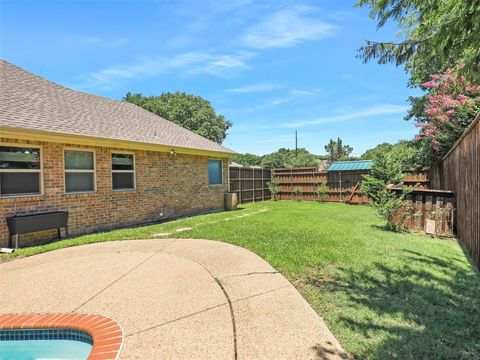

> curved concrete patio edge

[{"left": 0, "top": 239, "right": 348, "bottom": 359}]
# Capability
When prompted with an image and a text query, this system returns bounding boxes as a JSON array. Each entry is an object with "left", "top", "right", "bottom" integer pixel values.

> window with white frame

[
  {"left": 208, "top": 159, "right": 223, "bottom": 185},
  {"left": 0, "top": 145, "right": 42, "bottom": 196},
  {"left": 64, "top": 150, "right": 95, "bottom": 193},
  {"left": 112, "top": 153, "right": 135, "bottom": 190}
]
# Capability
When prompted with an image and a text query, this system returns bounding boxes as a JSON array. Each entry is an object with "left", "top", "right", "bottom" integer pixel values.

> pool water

[{"left": 0, "top": 339, "right": 92, "bottom": 360}]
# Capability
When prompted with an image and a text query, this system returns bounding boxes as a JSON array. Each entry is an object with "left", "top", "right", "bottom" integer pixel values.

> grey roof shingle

[{"left": 0, "top": 60, "right": 235, "bottom": 155}]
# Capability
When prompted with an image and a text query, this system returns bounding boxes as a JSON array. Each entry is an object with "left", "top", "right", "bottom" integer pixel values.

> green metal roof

[{"left": 328, "top": 160, "right": 373, "bottom": 171}]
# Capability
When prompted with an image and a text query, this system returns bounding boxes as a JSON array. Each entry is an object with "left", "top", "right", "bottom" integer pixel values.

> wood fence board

[
  {"left": 273, "top": 167, "right": 371, "bottom": 203},
  {"left": 431, "top": 114, "right": 480, "bottom": 269},
  {"left": 229, "top": 166, "right": 271, "bottom": 204}
]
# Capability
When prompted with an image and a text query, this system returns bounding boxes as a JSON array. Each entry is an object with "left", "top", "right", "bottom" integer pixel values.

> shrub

[
  {"left": 293, "top": 186, "right": 303, "bottom": 201},
  {"left": 315, "top": 183, "right": 329, "bottom": 202},
  {"left": 267, "top": 181, "right": 279, "bottom": 201},
  {"left": 362, "top": 152, "right": 415, "bottom": 231}
]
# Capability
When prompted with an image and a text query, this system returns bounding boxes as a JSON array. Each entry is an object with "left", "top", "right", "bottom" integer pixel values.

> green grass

[{"left": 2, "top": 201, "right": 479, "bottom": 359}]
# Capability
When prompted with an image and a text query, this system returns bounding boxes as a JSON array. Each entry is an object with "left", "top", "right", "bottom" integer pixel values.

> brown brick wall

[{"left": 0, "top": 138, "right": 228, "bottom": 247}]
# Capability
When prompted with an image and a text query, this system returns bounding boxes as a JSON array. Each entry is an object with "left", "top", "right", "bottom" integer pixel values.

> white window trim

[
  {"left": 111, "top": 151, "right": 136, "bottom": 191},
  {"left": 208, "top": 159, "right": 224, "bottom": 186},
  {"left": 63, "top": 148, "right": 96, "bottom": 194},
  {"left": 0, "top": 142, "right": 44, "bottom": 198}
]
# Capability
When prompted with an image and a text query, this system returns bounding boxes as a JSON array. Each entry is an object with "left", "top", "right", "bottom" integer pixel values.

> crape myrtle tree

[
  {"left": 409, "top": 70, "right": 480, "bottom": 164},
  {"left": 124, "top": 92, "right": 232, "bottom": 144},
  {"left": 357, "top": 0, "right": 480, "bottom": 166}
]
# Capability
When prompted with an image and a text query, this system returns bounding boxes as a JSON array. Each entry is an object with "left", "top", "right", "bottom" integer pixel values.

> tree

[
  {"left": 261, "top": 148, "right": 318, "bottom": 169},
  {"left": 360, "top": 142, "right": 394, "bottom": 160},
  {"left": 356, "top": 0, "right": 480, "bottom": 84},
  {"left": 124, "top": 92, "right": 232, "bottom": 144},
  {"left": 261, "top": 149, "right": 289, "bottom": 168},
  {"left": 361, "top": 152, "right": 414, "bottom": 231},
  {"left": 411, "top": 70, "right": 480, "bottom": 163},
  {"left": 360, "top": 140, "right": 422, "bottom": 170},
  {"left": 324, "top": 137, "right": 353, "bottom": 162},
  {"left": 231, "top": 153, "right": 262, "bottom": 167}
]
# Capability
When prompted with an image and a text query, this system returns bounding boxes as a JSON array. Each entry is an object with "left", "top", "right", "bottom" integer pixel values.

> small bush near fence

[{"left": 315, "top": 183, "right": 329, "bottom": 202}]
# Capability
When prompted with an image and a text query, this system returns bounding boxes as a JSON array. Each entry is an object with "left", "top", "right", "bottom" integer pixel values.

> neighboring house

[{"left": 0, "top": 60, "right": 235, "bottom": 246}]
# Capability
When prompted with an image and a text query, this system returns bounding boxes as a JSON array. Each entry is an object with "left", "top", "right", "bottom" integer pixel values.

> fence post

[
  {"left": 252, "top": 168, "right": 255, "bottom": 203},
  {"left": 261, "top": 168, "right": 264, "bottom": 201},
  {"left": 290, "top": 169, "right": 293, "bottom": 201},
  {"left": 339, "top": 171, "right": 343, "bottom": 202},
  {"left": 239, "top": 168, "right": 242, "bottom": 204}
]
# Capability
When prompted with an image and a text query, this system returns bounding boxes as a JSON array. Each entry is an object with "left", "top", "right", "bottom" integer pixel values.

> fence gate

[{"left": 229, "top": 166, "right": 272, "bottom": 204}]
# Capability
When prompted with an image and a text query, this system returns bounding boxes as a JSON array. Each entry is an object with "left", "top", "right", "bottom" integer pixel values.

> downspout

[{"left": 227, "top": 160, "right": 231, "bottom": 192}]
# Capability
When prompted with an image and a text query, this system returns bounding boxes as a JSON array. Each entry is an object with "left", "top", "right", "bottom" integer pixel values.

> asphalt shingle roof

[
  {"left": 328, "top": 160, "right": 373, "bottom": 171},
  {"left": 0, "top": 60, "right": 235, "bottom": 155}
]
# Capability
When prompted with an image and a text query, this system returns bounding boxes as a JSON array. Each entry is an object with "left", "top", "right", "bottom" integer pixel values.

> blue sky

[{"left": 1, "top": 0, "right": 421, "bottom": 156}]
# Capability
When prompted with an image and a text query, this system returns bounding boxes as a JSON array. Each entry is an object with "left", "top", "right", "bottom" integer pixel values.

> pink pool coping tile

[{"left": 0, "top": 313, "right": 123, "bottom": 360}]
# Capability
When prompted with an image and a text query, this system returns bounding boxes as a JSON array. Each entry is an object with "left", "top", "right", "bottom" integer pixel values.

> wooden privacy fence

[
  {"left": 273, "top": 167, "right": 370, "bottom": 204},
  {"left": 403, "top": 171, "right": 430, "bottom": 189},
  {"left": 391, "top": 188, "right": 455, "bottom": 236},
  {"left": 229, "top": 166, "right": 272, "bottom": 204},
  {"left": 431, "top": 114, "right": 480, "bottom": 269}
]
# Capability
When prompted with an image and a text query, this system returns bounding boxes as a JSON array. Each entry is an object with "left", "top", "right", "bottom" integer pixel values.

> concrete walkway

[{"left": 0, "top": 239, "right": 347, "bottom": 359}]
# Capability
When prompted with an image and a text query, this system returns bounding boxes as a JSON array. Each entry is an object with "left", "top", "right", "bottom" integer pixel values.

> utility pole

[{"left": 295, "top": 130, "right": 298, "bottom": 157}]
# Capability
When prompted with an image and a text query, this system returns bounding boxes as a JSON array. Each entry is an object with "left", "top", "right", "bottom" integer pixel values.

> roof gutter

[{"left": 0, "top": 126, "right": 237, "bottom": 158}]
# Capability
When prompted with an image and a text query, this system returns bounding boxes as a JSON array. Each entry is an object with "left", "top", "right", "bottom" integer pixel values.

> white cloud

[
  {"left": 74, "top": 52, "right": 252, "bottom": 90},
  {"left": 256, "top": 130, "right": 327, "bottom": 144},
  {"left": 269, "top": 88, "right": 320, "bottom": 106},
  {"left": 242, "top": 5, "right": 336, "bottom": 49},
  {"left": 282, "top": 104, "right": 410, "bottom": 128},
  {"left": 64, "top": 35, "right": 130, "bottom": 48},
  {"left": 227, "top": 83, "right": 280, "bottom": 93},
  {"left": 257, "top": 134, "right": 295, "bottom": 143}
]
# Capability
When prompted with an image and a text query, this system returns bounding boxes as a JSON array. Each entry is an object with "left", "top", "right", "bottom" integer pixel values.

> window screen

[
  {"left": 112, "top": 153, "right": 135, "bottom": 190},
  {"left": 64, "top": 150, "right": 95, "bottom": 193},
  {"left": 208, "top": 160, "right": 223, "bottom": 185},
  {"left": 0, "top": 146, "right": 42, "bottom": 196}
]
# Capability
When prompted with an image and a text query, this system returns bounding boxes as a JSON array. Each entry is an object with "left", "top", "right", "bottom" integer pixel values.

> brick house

[{"left": 0, "top": 60, "right": 235, "bottom": 247}]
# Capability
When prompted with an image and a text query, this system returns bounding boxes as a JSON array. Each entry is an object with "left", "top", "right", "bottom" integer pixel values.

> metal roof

[{"left": 328, "top": 160, "right": 373, "bottom": 171}]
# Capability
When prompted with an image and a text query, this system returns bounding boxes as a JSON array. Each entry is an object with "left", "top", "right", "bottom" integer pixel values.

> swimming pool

[
  {"left": 0, "top": 339, "right": 92, "bottom": 360},
  {"left": 0, "top": 329, "right": 93, "bottom": 360}
]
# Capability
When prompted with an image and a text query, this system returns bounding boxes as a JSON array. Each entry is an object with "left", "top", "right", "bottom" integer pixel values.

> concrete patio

[{"left": 0, "top": 239, "right": 347, "bottom": 359}]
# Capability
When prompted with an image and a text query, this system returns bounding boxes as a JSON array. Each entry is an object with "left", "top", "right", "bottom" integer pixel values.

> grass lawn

[{"left": 2, "top": 201, "right": 479, "bottom": 359}]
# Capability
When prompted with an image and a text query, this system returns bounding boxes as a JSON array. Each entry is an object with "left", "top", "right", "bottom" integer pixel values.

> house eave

[{"left": 0, "top": 126, "right": 237, "bottom": 158}]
